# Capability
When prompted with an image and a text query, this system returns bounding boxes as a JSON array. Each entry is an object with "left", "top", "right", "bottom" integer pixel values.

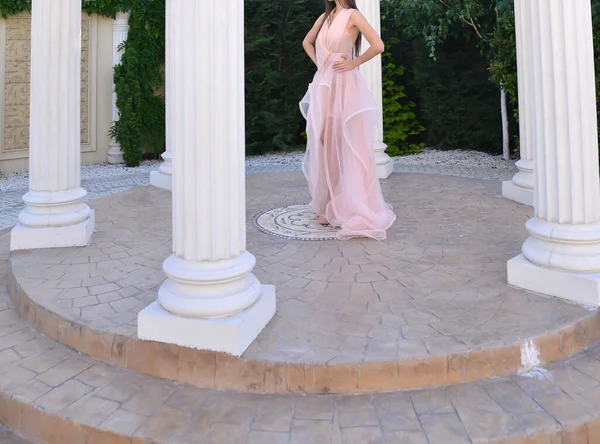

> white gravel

[
  {"left": 392, "top": 148, "right": 516, "bottom": 170},
  {"left": 0, "top": 160, "right": 161, "bottom": 191},
  {"left": 0, "top": 149, "right": 514, "bottom": 191},
  {"left": 246, "top": 148, "right": 516, "bottom": 170},
  {"left": 245, "top": 152, "right": 305, "bottom": 167}
]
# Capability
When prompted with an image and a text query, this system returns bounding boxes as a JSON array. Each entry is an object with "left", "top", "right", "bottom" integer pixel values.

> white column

[
  {"left": 107, "top": 12, "right": 130, "bottom": 164},
  {"left": 10, "top": 0, "right": 95, "bottom": 251},
  {"left": 149, "top": 150, "right": 172, "bottom": 190},
  {"left": 502, "top": 0, "right": 534, "bottom": 206},
  {"left": 356, "top": 0, "right": 392, "bottom": 179},
  {"left": 507, "top": 0, "right": 600, "bottom": 306},
  {"left": 138, "top": 0, "right": 275, "bottom": 356}
]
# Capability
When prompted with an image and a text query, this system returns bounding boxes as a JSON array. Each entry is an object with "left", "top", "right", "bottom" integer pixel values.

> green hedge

[{"left": 0, "top": 0, "right": 424, "bottom": 164}]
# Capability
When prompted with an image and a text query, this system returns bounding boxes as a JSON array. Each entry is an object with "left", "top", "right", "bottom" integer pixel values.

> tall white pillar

[
  {"left": 502, "top": 0, "right": 534, "bottom": 206},
  {"left": 10, "top": 0, "right": 95, "bottom": 251},
  {"left": 107, "top": 12, "right": 130, "bottom": 164},
  {"left": 356, "top": 0, "right": 392, "bottom": 179},
  {"left": 507, "top": 0, "right": 600, "bottom": 306},
  {"left": 138, "top": 0, "right": 275, "bottom": 356}
]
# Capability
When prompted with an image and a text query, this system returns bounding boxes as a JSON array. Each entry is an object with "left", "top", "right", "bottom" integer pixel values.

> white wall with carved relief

[{"left": 0, "top": 12, "right": 114, "bottom": 173}]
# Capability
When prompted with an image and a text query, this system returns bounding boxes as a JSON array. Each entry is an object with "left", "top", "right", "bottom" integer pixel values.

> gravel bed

[
  {"left": 393, "top": 148, "right": 516, "bottom": 170},
  {"left": 0, "top": 149, "right": 514, "bottom": 191},
  {"left": 0, "top": 160, "right": 161, "bottom": 191}
]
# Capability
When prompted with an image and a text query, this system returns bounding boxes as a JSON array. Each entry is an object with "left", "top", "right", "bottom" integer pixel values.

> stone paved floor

[
  {"left": 0, "top": 430, "right": 29, "bottom": 444},
  {"left": 2, "top": 281, "right": 600, "bottom": 444},
  {"left": 10, "top": 172, "right": 592, "bottom": 365},
  {"left": 0, "top": 162, "right": 515, "bottom": 231},
  {"left": 0, "top": 429, "right": 29, "bottom": 444}
]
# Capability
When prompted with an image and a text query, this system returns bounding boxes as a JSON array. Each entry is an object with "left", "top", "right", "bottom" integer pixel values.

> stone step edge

[
  {"left": 0, "top": 377, "right": 598, "bottom": 444},
  {"left": 8, "top": 264, "right": 600, "bottom": 395},
  {"left": 0, "top": 395, "right": 131, "bottom": 444},
  {"left": 2, "top": 287, "right": 600, "bottom": 444}
]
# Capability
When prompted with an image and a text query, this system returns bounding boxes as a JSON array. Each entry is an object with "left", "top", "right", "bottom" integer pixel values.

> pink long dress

[{"left": 300, "top": 8, "right": 396, "bottom": 241}]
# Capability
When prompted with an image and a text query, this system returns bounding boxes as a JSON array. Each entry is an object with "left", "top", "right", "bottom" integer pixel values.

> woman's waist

[
  {"left": 327, "top": 52, "right": 352, "bottom": 61},
  {"left": 317, "top": 52, "right": 353, "bottom": 65}
]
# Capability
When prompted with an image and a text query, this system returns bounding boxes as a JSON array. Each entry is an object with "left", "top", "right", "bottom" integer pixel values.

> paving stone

[
  {"left": 290, "top": 419, "right": 332, "bottom": 444},
  {"left": 35, "top": 379, "right": 94, "bottom": 413},
  {"left": 9, "top": 174, "right": 587, "bottom": 372},
  {"left": 0, "top": 428, "right": 31, "bottom": 444},
  {"left": 5, "top": 171, "right": 600, "bottom": 443}
]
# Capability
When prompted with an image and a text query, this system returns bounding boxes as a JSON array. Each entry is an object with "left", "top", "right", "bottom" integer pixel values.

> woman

[{"left": 300, "top": 0, "right": 396, "bottom": 241}]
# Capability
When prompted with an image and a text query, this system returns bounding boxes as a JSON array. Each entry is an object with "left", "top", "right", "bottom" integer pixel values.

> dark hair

[{"left": 317, "top": 0, "right": 362, "bottom": 57}]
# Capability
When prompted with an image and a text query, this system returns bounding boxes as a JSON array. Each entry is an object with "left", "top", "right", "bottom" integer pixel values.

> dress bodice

[{"left": 316, "top": 8, "right": 356, "bottom": 69}]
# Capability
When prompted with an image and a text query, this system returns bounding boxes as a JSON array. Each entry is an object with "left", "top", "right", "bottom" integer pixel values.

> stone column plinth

[
  {"left": 149, "top": 151, "right": 172, "bottom": 190},
  {"left": 107, "top": 12, "right": 130, "bottom": 164},
  {"left": 502, "top": 0, "right": 534, "bottom": 206},
  {"left": 508, "top": 0, "right": 600, "bottom": 306},
  {"left": 138, "top": 0, "right": 275, "bottom": 356},
  {"left": 11, "top": 0, "right": 95, "bottom": 251},
  {"left": 356, "top": 0, "right": 392, "bottom": 179}
]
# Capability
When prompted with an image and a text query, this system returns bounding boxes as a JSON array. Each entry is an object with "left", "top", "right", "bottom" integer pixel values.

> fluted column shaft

[
  {"left": 107, "top": 12, "right": 130, "bottom": 164},
  {"left": 159, "top": 0, "right": 259, "bottom": 317},
  {"left": 11, "top": 0, "right": 95, "bottom": 251},
  {"left": 356, "top": 0, "right": 392, "bottom": 179},
  {"left": 508, "top": 0, "right": 600, "bottom": 306},
  {"left": 502, "top": 0, "right": 534, "bottom": 205},
  {"left": 139, "top": 0, "right": 275, "bottom": 355}
]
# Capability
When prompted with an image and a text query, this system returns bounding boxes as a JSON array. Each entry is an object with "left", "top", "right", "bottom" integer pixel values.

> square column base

[
  {"left": 149, "top": 171, "right": 172, "bottom": 191},
  {"left": 508, "top": 254, "right": 600, "bottom": 306},
  {"left": 137, "top": 284, "right": 276, "bottom": 356},
  {"left": 376, "top": 161, "right": 393, "bottom": 180},
  {"left": 502, "top": 181, "right": 533, "bottom": 206},
  {"left": 10, "top": 210, "right": 95, "bottom": 251}
]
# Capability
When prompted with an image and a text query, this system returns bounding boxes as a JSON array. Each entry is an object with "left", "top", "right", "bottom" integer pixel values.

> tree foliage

[
  {"left": 0, "top": 0, "right": 29, "bottom": 18},
  {"left": 0, "top": 0, "right": 424, "bottom": 162},
  {"left": 245, "top": 0, "right": 323, "bottom": 154},
  {"left": 87, "top": 0, "right": 165, "bottom": 167},
  {"left": 381, "top": 51, "right": 424, "bottom": 156},
  {"left": 0, "top": 0, "right": 165, "bottom": 167}
]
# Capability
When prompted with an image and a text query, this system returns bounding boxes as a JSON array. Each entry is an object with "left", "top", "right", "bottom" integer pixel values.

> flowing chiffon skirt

[{"left": 300, "top": 53, "right": 396, "bottom": 241}]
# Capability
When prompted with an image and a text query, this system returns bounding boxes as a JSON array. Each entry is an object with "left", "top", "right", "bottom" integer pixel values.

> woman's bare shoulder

[
  {"left": 348, "top": 9, "right": 365, "bottom": 21},
  {"left": 315, "top": 12, "right": 326, "bottom": 26}
]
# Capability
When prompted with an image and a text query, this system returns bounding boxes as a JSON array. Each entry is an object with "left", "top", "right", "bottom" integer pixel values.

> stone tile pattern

[
  {"left": 2, "top": 14, "right": 89, "bottom": 154},
  {"left": 2, "top": 174, "right": 600, "bottom": 444},
  {"left": 0, "top": 172, "right": 151, "bottom": 231},
  {"left": 7, "top": 174, "right": 600, "bottom": 394},
  {"left": 1, "top": 283, "right": 600, "bottom": 443},
  {"left": 0, "top": 428, "right": 29, "bottom": 444},
  {"left": 0, "top": 162, "right": 516, "bottom": 232}
]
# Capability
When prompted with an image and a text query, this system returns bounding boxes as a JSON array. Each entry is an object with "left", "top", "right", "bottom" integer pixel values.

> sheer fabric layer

[{"left": 300, "top": 8, "right": 395, "bottom": 241}]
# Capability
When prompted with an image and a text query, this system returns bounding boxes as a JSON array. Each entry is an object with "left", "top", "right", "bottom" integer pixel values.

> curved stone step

[
  {"left": 2, "top": 289, "right": 600, "bottom": 444},
  {"left": 5, "top": 176, "right": 600, "bottom": 394},
  {"left": 9, "top": 264, "right": 600, "bottom": 397},
  {"left": 0, "top": 427, "right": 31, "bottom": 444}
]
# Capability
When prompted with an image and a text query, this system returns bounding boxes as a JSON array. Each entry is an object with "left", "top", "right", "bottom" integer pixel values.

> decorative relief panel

[
  {"left": 1, "top": 14, "right": 90, "bottom": 155},
  {"left": 3, "top": 15, "right": 29, "bottom": 152}
]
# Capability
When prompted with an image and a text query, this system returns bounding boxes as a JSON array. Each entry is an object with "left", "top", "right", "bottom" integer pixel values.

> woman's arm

[
  {"left": 302, "top": 14, "right": 326, "bottom": 67},
  {"left": 334, "top": 11, "right": 384, "bottom": 72}
]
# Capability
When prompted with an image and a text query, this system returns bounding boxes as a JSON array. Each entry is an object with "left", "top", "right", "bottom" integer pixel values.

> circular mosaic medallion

[{"left": 253, "top": 204, "right": 338, "bottom": 241}]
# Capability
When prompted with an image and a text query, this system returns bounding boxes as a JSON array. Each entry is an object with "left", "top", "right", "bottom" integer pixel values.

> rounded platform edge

[
  {"left": 0, "top": 375, "right": 598, "bottom": 444},
  {"left": 7, "top": 261, "right": 600, "bottom": 395}
]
